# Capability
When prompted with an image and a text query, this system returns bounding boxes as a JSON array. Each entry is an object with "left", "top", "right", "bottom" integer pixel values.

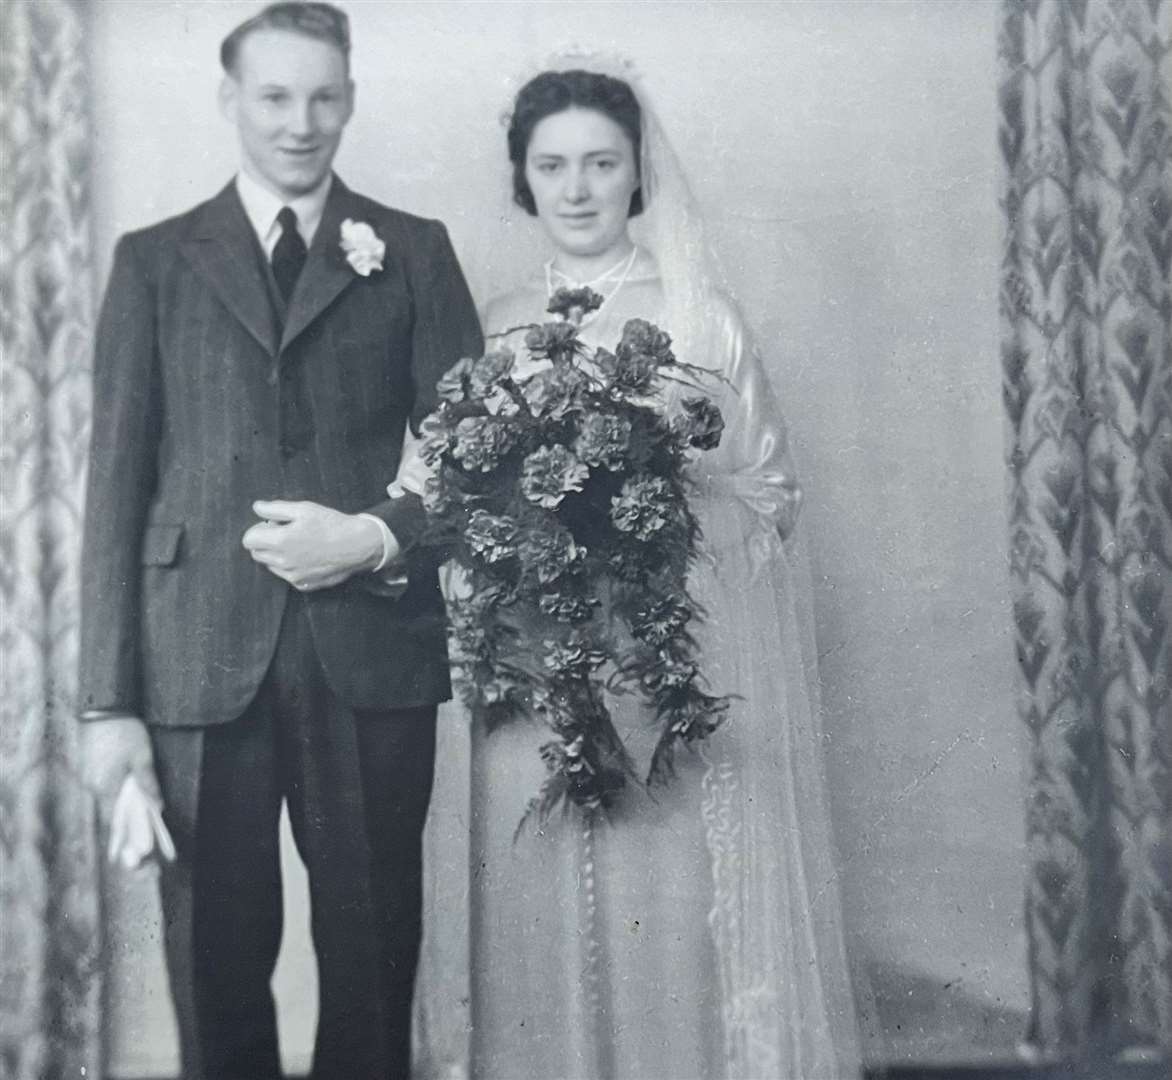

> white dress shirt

[
  {"left": 235, "top": 168, "right": 331, "bottom": 257},
  {"left": 236, "top": 168, "right": 399, "bottom": 572}
]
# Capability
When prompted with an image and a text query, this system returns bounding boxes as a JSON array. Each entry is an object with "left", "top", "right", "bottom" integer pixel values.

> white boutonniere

[{"left": 340, "top": 218, "right": 385, "bottom": 276}]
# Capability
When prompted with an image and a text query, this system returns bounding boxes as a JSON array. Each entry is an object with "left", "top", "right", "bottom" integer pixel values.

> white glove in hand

[
  {"left": 81, "top": 715, "right": 173, "bottom": 869},
  {"left": 109, "top": 774, "right": 176, "bottom": 870}
]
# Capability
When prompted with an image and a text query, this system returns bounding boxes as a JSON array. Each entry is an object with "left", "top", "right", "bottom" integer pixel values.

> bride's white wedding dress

[
  {"left": 413, "top": 61, "right": 863, "bottom": 1077},
  {"left": 415, "top": 253, "right": 863, "bottom": 1080}
]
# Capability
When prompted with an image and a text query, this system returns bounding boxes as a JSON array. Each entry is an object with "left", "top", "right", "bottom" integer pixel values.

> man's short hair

[{"left": 220, "top": 2, "right": 350, "bottom": 75}]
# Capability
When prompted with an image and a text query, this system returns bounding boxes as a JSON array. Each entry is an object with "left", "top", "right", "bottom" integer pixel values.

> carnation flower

[
  {"left": 574, "top": 413, "right": 632, "bottom": 470},
  {"left": 463, "top": 667, "right": 526, "bottom": 730},
  {"left": 464, "top": 510, "right": 519, "bottom": 563},
  {"left": 418, "top": 411, "right": 454, "bottom": 466},
  {"left": 437, "top": 357, "right": 476, "bottom": 403},
  {"left": 421, "top": 473, "right": 451, "bottom": 514},
  {"left": 595, "top": 319, "right": 676, "bottom": 395},
  {"left": 437, "top": 350, "right": 516, "bottom": 403},
  {"left": 460, "top": 579, "right": 515, "bottom": 617},
  {"left": 542, "top": 632, "right": 608, "bottom": 678},
  {"left": 611, "top": 475, "right": 674, "bottom": 539},
  {"left": 618, "top": 318, "right": 674, "bottom": 363},
  {"left": 673, "top": 396, "right": 725, "bottom": 451},
  {"left": 477, "top": 674, "right": 523, "bottom": 708},
  {"left": 469, "top": 350, "right": 515, "bottom": 396},
  {"left": 539, "top": 589, "right": 600, "bottom": 623},
  {"left": 518, "top": 526, "right": 584, "bottom": 584},
  {"left": 547, "top": 286, "right": 604, "bottom": 323},
  {"left": 595, "top": 346, "right": 657, "bottom": 395},
  {"left": 452, "top": 416, "right": 515, "bottom": 472},
  {"left": 339, "top": 218, "right": 385, "bottom": 276},
  {"left": 523, "top": 363, "right": 589, "bottom": 420},
  {"left": 631, "top": 593, "right": 694, "bottom": 647},
  {"left": 642, "top": 656, "right": 698, "bottom": 693},
  {"left": 525, "top": 321, "right": 579, "bottom": 361},
  {"left": 452, "top": 612, "right": 492, "bottom": 662},
  {"left": 521, "top": 445, "right": 590, "bottom": 509}
]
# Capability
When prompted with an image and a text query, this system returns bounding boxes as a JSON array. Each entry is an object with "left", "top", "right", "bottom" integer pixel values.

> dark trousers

[{"left": 151, "top": 595, "right": 438, "bottom": 1080}]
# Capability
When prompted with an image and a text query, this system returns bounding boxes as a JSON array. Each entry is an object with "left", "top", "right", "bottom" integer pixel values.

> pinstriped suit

[
  {"left": 79, "top": 176, "right": 482, "bottom": 1079},
  {"left": 80, "top": 176, "right": 478, "bottom": 723}
]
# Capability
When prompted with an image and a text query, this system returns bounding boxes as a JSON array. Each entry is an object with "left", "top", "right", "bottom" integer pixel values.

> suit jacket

[{"left": 78, "top": 177, "right": 483, "bottom": 727}]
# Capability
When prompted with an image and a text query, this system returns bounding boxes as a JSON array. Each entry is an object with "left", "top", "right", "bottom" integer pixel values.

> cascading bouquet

[{"left": 420, "top": 286, "right": 730, "bottom": 824}]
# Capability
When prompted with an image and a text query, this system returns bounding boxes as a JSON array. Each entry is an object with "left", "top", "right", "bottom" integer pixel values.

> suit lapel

[
  {"left": 279, "top": 177, "right": 360, "bottom": 355},
  {"left": 179, "top": 182, "right": 280, "bottom": 358}
]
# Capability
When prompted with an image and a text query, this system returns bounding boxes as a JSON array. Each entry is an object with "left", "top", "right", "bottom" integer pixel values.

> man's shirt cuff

[
  {"left": 81, "top": 709, "right": 141, "bottom": 723},
  {"left": 356, "top": 513, "right": 402, "bottom": 574}
]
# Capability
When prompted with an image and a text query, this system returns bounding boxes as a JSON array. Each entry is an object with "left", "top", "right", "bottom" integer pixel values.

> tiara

[{"left": 541, "top": 45, "right": 641, "bottom": 82}]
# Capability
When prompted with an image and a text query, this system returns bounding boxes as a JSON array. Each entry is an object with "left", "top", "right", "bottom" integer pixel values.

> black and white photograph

[{"left": 0, "top": 2, "right": 1168, "bottom": 1079}]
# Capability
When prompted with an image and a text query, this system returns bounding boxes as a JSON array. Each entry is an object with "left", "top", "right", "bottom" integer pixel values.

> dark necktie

[
  {"left": 271, "top": 206, "right": 307, "bottom": 302},
  {"left": 271, "top": 207, "right": 312, "bottom": 457}
]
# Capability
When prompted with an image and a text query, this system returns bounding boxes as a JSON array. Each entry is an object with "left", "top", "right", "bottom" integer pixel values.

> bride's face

[{"left": 524, "top": 106, "right": 639, "bottom": 260}]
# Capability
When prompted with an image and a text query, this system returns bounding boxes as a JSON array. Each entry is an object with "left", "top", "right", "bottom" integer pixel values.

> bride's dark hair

[{"left": 507, "top": 69, "right": 644, "bottom": 218}]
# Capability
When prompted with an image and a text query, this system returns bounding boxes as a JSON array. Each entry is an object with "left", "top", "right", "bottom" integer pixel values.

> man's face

[{"left": 220, "top": 29, "right": 354, "bottom": 201}]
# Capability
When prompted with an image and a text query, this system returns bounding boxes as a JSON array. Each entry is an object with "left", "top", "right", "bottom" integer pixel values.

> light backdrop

[{"left": 87, "top": 2, "right": 1022, "bottom": 1073}]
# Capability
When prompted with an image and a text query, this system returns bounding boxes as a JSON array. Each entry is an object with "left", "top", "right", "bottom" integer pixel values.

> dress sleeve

[{"left": 692, "top": 300, "right": 803, "bottom": 540}]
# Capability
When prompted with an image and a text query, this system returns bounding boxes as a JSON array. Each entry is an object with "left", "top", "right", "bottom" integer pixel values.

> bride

[{"left": 414, "top": 63, "right": 863, "bottom": 1080}]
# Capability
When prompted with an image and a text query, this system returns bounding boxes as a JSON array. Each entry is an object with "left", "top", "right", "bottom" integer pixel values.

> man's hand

[
  {"left": 80, "top": 716, "right": 174, "bottom": 870},
  {"left": 243, "top": 500, "right": 385, "bottom": 592},
  {"left": 81, "top": 715, "right": 161, "bottom": 802}
]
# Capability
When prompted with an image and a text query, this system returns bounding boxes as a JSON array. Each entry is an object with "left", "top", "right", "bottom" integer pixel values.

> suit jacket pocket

[{"left": 141, "top": 523, "right": 184, "bottom": 567}]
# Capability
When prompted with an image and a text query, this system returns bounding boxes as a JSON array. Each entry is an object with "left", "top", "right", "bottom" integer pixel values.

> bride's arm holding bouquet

[{"left": 681, "top": 294, "right": 805, "bottom": 571}]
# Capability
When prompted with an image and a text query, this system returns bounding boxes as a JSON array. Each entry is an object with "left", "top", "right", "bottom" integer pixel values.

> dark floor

[
  {"left": 120, "top": 1065, "right": 1169, "bottom": 1080},
  {"left": 865, "top": 1065, "right": 1167, "bottom": 1080}
]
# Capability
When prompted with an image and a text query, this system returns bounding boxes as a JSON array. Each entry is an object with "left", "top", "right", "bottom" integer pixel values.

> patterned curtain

[
  {"left": 0, "top": 2, "right": 103, "bottom": 1078},
  {"left": 998, "top": 0, "right": 1171, "bottom": 1060}
]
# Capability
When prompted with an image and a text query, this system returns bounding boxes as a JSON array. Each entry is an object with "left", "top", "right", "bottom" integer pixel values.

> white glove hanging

[{"left": 108, "top": 773, "right": 176, "bottom": 870}]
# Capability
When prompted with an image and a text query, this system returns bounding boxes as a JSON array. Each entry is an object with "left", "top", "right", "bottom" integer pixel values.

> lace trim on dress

[{"left": 701, "top": 747, "right": 786, "bottom": 1079}]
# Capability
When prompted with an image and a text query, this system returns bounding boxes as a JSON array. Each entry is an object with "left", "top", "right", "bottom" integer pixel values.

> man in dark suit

[{"left": 78, "top": 5, "right": 482, "bottom": 1077}]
